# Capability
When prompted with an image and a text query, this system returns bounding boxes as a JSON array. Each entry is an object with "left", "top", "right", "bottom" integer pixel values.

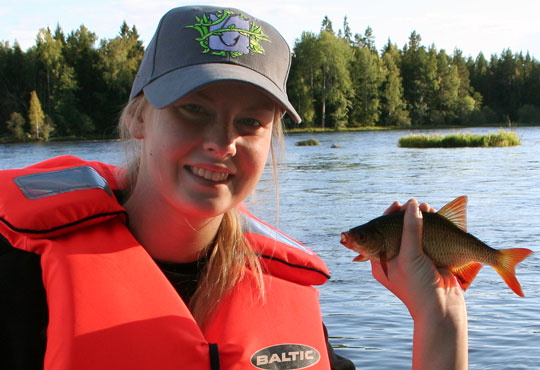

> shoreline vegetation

[{"left": 1, "top": 15, "right": 540, "bottom": 144}]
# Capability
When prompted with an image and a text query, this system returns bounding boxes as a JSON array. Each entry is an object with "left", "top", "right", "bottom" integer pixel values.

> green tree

[
  {"left": 401, "top": 31, "right": 426, "bottom": 125},
  {"left": 321, "top": 16, "right": 334, "bottom": 34},
  {"left": 468, "top": 52, "right": 490, "bottom": 104},
  {"left": 6, "top": 112, "right": 26, "bottom": 140},
  {"left": 0, "top": 41, "right": 34, "bottom": 136},
  {"left": 64, "top": 25, "right": 103, "bottom": 135},
  {"left": 99, "top": 22, "right": 144, "bottom": 131},
  {"left": 519, "top": 53, "right": 540, "bottom": 115},
  {"left": 315, "top": 30, "right": 353, "bottom": 128},
  {"left": 422, "top": 45, "right": 441, "bottom": 121},
  {"left": 452, "top": 49, "right": 473, "bottom": 99},
  {"left": 341, "top": 16, "right": 353, "bottom": 45},
  {"left": 35, "top": 26, "right": 79, "bottom": 136},
  {"left": 288, "top": 32, "right": 319, "bottom": 127},
  {"left": 356, "top": 26, "right": 376, "bottom": 53},
  {"left": 28, "top": 90, "right": 46, "bottom": 139},
  {"left": 349, "top": 46, "right": 384, "bottom": 126},
  {"left": 452, "top": 49, "right": 479, "bottom": 122},
  {"left": 400, "top": 32, "right": 439, "bottom": 125},
  {"left": 434, "top": 49, "right": 460, "bottom": 123},
  {"left": 380, "top": 42, "right": 410, "bottom": 127},
  {"left": 490, "top": 49, "right": 521, "bottom": 121}
]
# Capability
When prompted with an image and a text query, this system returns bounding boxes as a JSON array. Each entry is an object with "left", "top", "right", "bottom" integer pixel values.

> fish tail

[{"left": 494, "top": 248, "right": 533, "bottom": 297}]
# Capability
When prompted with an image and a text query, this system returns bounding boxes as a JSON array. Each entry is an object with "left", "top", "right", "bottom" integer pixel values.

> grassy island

[
  {"left": 398, "top": 130, "right": 521, "bottom": 148},
  {"left": 295, "top": 138, "right": 320, "bottom": 146}
]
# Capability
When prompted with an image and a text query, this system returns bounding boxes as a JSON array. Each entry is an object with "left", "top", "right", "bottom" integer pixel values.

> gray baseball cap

[{"left": 129, "top": 5, "right": 301, "bottom": 123}]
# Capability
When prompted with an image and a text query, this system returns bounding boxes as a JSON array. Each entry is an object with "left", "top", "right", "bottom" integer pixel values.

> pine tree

[
  {"left": 321, "top": 16, "right": 334, "bottom": 34},
  {"left": 342, "top": 16, "right": 353, "bottom": 46},
  {"left": 357, "top": 27, "right": 376, "bottom": 54},
  {"left": 401, "top": 31, "right": 430, "bottom": 125},
  {"left": 65, "top": 25, "right": 102, "bottom": 135},
  {"left": 349, "top": 46, "right": 384, "bottom": 126},
  {"left": 380, "top": 42, "right": 410, "bottom": 126}
]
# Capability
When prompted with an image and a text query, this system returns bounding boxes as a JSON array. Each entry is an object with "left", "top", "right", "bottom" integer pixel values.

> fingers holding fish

[
  {"left": 383, "top": 200, "right": 402, "bottom": 215},
  {"left": 383, "top": 198, "right": 436, "bottom": 216}
]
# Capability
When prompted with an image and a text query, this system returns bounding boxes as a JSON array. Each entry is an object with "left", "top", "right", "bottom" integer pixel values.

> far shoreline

[
  {"left": 1, "top": 122, "right": 538, "bottom": 144},
  {"left": 284, "top": 122, "right": 539, "bottom": 134}
]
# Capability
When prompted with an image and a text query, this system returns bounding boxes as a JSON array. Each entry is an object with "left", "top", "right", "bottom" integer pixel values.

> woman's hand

[{"left": 370, "top": 199, "right": 468, "bottom": 370}]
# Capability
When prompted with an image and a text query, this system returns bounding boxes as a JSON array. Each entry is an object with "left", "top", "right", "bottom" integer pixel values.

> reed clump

[{"left": 398, "top": 130, "right": 521, "bottom": 148}]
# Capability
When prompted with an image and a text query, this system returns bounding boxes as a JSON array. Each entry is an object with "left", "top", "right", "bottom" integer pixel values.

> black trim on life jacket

[
  {"left": 258, "top": 253, "right": 331, "bottom": 280},
  {"left": 0, "top": 211, "right": 128, "bottom": 235},
  {"left": 209, "top": 343, "right": 220, "bottom": 370}
]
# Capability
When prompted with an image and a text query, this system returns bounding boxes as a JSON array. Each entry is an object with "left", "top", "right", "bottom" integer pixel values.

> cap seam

[{"left": 150, "top": 10, "right": 172, "bottom": 80}]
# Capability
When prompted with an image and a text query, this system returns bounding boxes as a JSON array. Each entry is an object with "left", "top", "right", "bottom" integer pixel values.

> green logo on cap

[{"left": 186, "top": 10, "right": 269, "bottom": 58}]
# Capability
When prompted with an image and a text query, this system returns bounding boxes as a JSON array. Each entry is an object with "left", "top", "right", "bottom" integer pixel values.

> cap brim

[{"left": 143, "top": 63, "right": 301, "bottom": 123}]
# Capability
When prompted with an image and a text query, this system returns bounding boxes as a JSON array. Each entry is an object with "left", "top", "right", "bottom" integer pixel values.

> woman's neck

[{"left": 122, "top": 185, "right": 223, "bottom": 263}]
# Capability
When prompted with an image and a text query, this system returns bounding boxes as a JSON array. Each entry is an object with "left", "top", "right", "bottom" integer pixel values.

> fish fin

[
  {"left": 379, "top": 252, "right": 389, "bottom": 279},
  {"left": 437, "top": 196, "right": 468, "bottom": 232},
  {"left": 494, "top": 248, "right": 533, "bottom": 297},
  {"left": 353, "top": 255, "right": 369, "bottom": 262},
  {"left": 450, "top": 262, "right": 483, "bottom": 291}
]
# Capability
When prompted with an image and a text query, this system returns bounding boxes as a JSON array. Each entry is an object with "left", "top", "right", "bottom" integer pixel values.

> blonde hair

[{"left": 118, "top": 95, "right": 284, "bottom": 327}]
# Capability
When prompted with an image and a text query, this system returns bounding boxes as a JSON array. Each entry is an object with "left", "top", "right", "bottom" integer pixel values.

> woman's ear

[{"left": 125, "top": 106, "right": 146, "bottom": 139}]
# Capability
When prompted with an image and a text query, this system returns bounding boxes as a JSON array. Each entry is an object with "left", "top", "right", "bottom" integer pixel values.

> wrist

[{"left": 412, "top": 290, "right": 468, "bottom": 370}]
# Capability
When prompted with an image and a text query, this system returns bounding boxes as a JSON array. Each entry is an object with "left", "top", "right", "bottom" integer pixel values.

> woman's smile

[{"left": 187, "top": 165, "right": 232, "bottom": 183}]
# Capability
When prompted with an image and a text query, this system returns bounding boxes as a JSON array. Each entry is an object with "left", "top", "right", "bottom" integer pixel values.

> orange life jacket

[{"left": 0, "top": 156, "right": 331, "bottom": 370}]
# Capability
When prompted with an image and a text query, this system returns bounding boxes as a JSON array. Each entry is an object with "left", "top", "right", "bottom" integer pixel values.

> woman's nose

[{"left": 202, "top": 122, "right": 237, "bottom": 158}]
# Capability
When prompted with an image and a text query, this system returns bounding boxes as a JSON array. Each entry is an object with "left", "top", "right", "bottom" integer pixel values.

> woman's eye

[
  {"left": 181, "top": 104, "right": 205, "bottom": 114},
  {"left": 236, "top": 118, "right": 262, "bottom": 128}
]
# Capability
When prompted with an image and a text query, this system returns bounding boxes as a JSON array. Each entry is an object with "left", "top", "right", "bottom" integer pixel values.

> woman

[{"left": 0, "top": 5, "right": 467, "bottom": 369}]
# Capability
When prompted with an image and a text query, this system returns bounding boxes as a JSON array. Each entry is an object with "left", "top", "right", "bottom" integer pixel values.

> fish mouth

[
  {"left": 340, "top": 232, "right": 351, "bottom": 248},
  {"left": 340, "top": 231, "right": 372, "bottom": 262}
]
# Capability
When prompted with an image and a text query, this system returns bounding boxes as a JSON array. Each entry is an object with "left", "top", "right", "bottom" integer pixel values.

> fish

[{"left": 340, "top": 196, "right": 533, "bottom": 297}]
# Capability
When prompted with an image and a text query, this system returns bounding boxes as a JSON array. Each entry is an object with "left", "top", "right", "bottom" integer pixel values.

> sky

[{"left": 2, "top": 0, "right": 540, "bottom": 59}]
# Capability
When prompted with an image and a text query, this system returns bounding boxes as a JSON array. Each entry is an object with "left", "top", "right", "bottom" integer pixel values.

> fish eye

[{"left": 357, "top": 232, "right": 367, "bottom": 242}]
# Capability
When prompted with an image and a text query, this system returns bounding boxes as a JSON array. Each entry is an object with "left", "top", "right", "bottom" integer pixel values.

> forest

[{"left": 1, "top": 16, "right": 540, "bottom": 141}]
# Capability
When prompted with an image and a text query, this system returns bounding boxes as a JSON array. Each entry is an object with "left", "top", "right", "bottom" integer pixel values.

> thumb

[{"left": 399, "top": 199, "right": 424, "bottom": 260}]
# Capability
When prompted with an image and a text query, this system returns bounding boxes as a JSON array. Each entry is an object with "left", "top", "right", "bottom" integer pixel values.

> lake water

[{"left": 1, "top": 127, "right": 539, "bottom": 369}]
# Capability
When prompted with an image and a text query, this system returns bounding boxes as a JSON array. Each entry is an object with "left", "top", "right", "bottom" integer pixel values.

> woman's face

[{"left": 132, "top": 82, "right": 276, "bottom": 218}]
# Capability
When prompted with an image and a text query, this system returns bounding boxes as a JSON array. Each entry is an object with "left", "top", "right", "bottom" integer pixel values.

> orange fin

[
  {"left": 353, "top": 255, "right": 369, "bottom": 262},
  {"left": 450, "top": 262, "right": 483, "bottom": 291},
  {"left": 379, "top": 252, "right": 389, "bottom": 279},
  {"left": 494, "top": 248, "right": 533, "bottom": 297},
  {"left": 437, "top": 196, "right": 468, "bottom": 232}
]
